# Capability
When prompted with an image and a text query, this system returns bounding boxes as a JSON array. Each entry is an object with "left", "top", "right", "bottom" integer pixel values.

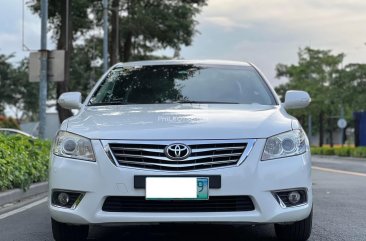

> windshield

[{"left": 88, "top": 65, "right": 277, "bottom": 106}]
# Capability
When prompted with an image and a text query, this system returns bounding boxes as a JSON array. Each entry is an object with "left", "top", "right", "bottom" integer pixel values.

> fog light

[
  {"left": 274, "top": 189, "right": 307, "bottom": 208},
  {"left": 57, "top": 192, "right": 70, "bottom": 206},
  {"left": 288, "top": 191, "right": 301, "bottom": 204},
  {"left": 52, "top": 191, "right": 85, "bottom": 209}
]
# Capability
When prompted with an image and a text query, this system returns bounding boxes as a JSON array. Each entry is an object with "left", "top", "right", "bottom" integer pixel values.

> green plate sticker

[{"left": 197, "top": 177, "right": 209, "bottom": 200}]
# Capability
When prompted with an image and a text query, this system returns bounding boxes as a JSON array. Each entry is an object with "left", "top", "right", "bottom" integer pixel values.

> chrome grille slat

[
  {"left": 110, "top": 147, "right": 164, "bottom": 153},
  {"left": 119, "top": 159, "right": 238, "bottom": 168},
  {"left": 113, "top": 152, "right": 242, "bottom": 162},
  {"left": 107, "top": 140, "right": 255, "bottom": 171},
  {"left": 191, "top": 146, "right": 245, "bottom": 153}
]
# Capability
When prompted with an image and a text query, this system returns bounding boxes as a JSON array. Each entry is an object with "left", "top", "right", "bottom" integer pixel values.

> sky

[{"left": 1, "top": 0, "right": 366, "bottom": 86}]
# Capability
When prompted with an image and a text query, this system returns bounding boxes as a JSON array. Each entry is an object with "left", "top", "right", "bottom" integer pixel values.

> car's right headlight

[
  {"left": 53, "top": 131, "right": 95, "bottom": 161},
  {"left": 262, "top": 129, "right": 307, "bottom": 161}
]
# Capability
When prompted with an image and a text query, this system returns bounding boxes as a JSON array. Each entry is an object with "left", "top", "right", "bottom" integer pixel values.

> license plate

[{"left": 145, "top": 177, "right": 209, "bottom": 200}]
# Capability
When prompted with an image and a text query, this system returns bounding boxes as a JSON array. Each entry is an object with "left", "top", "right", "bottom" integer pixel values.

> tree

[
  {"left": 275, "top": 47, "right": 345, "bottom": 146},
  {"left": 28, "top": 0, "right": 207, "bottom": 123},
  {"left": 340, "top": 63, "right": 366, "bottom": 111},
  {"left": 28, "top": 0, "right": 98, "bottom": 122},
  {"left": 0, "top": 54, "right": 15, "bottom": 114},
  {"left": 0, "top": 116, "right": 20, "bottom": 129},
  {"left": 70, "top": 37, "right": 104, "bottom": 98},
  {"left": 111, "top": 0, "right": 207, "bottom": 62},
  {"left": 8, "top": 59, "right": 40, "bottom": 121},
  {"left": 0, "top": 55, "right": 45, "bottom": 122}
]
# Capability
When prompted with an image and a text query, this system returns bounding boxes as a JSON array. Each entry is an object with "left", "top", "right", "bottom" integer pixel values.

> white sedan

[{"left": 49, "top": 60, "right": 312, "bottom": 241}]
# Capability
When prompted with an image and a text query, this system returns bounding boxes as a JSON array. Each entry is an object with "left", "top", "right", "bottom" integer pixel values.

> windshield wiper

[{"left": 176, "top": 100, "right": 239, "bottom": 104}]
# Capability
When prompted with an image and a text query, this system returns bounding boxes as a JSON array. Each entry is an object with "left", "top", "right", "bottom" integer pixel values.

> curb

[{"left": 0, "top": 182, "right": 48, "bottom": 207}]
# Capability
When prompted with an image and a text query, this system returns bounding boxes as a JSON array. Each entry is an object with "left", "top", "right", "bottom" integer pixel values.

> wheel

[
  {"left": 51, "top": 218, "right": 89, "bottom": 241},
  {"left": 274, "top": 210, "right": 312, "bottom": 241}
]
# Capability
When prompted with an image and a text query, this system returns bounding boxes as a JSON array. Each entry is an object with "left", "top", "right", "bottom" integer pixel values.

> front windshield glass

[{"left": 88, "top": 65, "right": 276, "bottom": 106}]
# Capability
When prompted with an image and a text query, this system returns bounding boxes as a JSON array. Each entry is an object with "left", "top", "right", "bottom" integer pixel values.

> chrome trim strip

[
  {"left": 102, "top": 139, "right": 253, "bottom": 145},
  {"left": 237, "top": 139, "right": 256, "bottom": 166},
  {"left": 50, "top": 190, "right": 85, "bottom": 210},
  {"left": 102, "top": 142, "right": 118, "bottom": 166},
  {"left": 109, "top": 147, "right": 165, "bottom": 153},
  {"left": 112, "top": 152, "right": 242, "bottom": 161},
  {"left": 119, "top": 159, "right": 238, "bottom": 168},
  {"left": 71, "top": 193, "right": 85, "bottom": 209},
  {"left": 191, "top": 146, "right": 246, "bottom": 153},
  {"left": 271, "top": 188, "right": 308, "bottom": 209}
]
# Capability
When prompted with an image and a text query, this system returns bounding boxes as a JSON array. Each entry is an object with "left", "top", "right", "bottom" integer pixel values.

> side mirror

[
  {"left": 58, "top": 92, "right": 82, "bottom": 110},
  {"left": 283, "top": 90, "right": 311, "bottom": 109}
]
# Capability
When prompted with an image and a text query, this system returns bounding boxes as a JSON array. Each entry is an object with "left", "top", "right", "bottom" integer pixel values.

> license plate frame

[{"left": 145, "top": 177, "right": 209, "bottom": 200}]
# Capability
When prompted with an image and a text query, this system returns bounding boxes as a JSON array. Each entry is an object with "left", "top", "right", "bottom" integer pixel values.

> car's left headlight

[
  {"left": 262, "top": 129, "right": 307, "bottom": 161},
  {"left": 53, "top": 131, "right": 95, "bottom": 161}
]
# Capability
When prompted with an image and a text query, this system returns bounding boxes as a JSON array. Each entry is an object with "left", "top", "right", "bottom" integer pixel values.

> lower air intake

[{"left": 102, "top": 196, "right": 255, "bottom": 212}]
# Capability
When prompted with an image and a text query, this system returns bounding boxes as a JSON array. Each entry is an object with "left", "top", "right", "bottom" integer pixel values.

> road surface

[{"left": 1, "top": 156, "right": 365, "bottom": 241}]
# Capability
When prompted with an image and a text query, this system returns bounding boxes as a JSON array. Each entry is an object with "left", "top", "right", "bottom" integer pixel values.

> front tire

[
  {"left": 274, "top": 210, "right": 312, "bottom": 241},
  {"left": 51, "top": 218, "right": 89, "bottom": 241}
]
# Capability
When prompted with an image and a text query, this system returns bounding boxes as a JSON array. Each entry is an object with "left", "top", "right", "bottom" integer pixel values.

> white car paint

[
  {"left": 65, "top": 104, "right": 296, "bottom": 140},
  {"left": 49, "top": 60, "right": 312, "bottom": 229}
]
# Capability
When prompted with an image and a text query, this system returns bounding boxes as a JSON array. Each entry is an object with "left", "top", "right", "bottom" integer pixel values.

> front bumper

[{"left": 49, "top": 139, "right": 312, "bottom": 225}]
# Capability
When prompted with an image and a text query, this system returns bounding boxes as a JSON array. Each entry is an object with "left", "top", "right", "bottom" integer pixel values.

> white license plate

[{"left": 145, "top": 177, "right": 209, "bottom": 200}]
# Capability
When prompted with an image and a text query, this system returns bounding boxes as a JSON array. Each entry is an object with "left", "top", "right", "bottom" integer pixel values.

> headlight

[
  {"left": 262, "top": 129, "right": 307, "bottom": 161},
  {"left": 53, "top": 131, "right": 95, "bottom": 161}
]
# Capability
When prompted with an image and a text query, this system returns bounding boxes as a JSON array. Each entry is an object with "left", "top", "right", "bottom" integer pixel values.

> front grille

[
  {"left": 108, "top": 141, "right": 249, "bottom": 171},
  {"left": 102, "top": 196, "right": 255, "bottom": 212}
]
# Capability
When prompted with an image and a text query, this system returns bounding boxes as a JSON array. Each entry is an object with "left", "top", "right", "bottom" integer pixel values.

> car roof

[{"left": 114, "top": 59, "right": 252, "bottom": 68}]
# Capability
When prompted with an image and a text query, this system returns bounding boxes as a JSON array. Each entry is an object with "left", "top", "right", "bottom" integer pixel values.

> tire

[
  {"left": 51, "top": 218, "right": 89, "bottom": 241},
  {"left": 274, "top": 210, "right": 312, "bottom": 241}
]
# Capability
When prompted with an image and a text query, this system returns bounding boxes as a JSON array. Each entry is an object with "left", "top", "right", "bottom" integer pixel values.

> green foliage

[
  {"left": 339, "top": 63, "right": 366, "bottom": 111},
  {"left": 350, "top": 147, "right": 366, "bottom": 158},
  {"left": 276, "top": 47, "right": 345, "bottom": 120},
  {"left": 115, "top": 0, "right": 207, "bottom": 60},
  {"left": 0, "top": 55, "right": 42, "bottom": 121},
  {"left": 28, "top": 0, "right": 96, "bottom": 41},
  {"left": 320, "top": 146, "right": 335, "bottom": 155},
  {"left": 274, "top": 47, "right": 366, "bottom": 146},
  {"left": 0, "top": 116, "right": 20, "bottom": 129},
  {"left": 0, "top": 134, "right": 51, "bottom": 191},
  {"left": 8, "top": 58, "right": 44, "bottom": 121},
  {"left": 0, "top": 54, "right": 16, "bottom": 114},
  {"left": 334, "top": 147, "right": 353, "bottom": 157},
  {"left": 69, "top": 38, "right": 104, "bottom": 98},
  {"left": 28, "top": 0, "right": 207, "bottom": 64},
  {"left": 310, "top": 146, "right": 322, "bottom": 155},
  {"left": 311, "top": 146, "right": 366, "bottom": 159},
  {"left": 27, "top": 0, "right": 207, "bottom": 122}
]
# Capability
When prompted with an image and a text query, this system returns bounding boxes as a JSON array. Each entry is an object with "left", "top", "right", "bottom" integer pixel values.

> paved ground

[
  {"left": 312, "top": 155, "right": 366, "bottom": 174},
  {"left": 1, "top": 156, "right": 366, "bottom": 241}
]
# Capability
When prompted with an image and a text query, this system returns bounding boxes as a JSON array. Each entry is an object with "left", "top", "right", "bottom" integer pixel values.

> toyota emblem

[{"left": 164, "top": 144, "right": 191, "bottom": 160}]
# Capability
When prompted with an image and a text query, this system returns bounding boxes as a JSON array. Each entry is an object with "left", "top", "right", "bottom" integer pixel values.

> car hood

[{"left": 66, "top": 104, "right": 294, "bottom": 140}]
